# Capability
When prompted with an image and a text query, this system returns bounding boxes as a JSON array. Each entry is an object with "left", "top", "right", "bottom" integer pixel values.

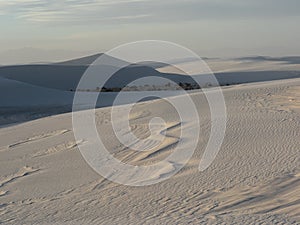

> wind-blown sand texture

[{"left": 0, "top": 78, "right": 299, "bottom": 224}]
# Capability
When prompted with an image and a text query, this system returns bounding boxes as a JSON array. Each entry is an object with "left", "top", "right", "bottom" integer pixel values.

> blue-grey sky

[{"left": 0, "top": 0, "right": 300, "bottom": 63}]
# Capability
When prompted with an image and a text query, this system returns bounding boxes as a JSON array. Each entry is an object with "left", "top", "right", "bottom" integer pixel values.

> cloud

[
  {"left": 0, "top": 0, "right": 151, "bottom": 24},
  {"left": 0, "top": 0, "right": 299, "bottom": 25}
]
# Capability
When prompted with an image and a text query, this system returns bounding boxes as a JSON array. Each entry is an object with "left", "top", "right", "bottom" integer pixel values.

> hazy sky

[{"left": 0, "top": 0, "right": 300, "bottom": 63}]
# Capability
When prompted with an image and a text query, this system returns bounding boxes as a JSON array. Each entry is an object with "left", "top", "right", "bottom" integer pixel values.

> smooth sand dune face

[
  {"left": 158, "top": 58, "right": 300, "bottom": 75},
  {"left": 0, "top": 79, "right": 299, "bottom": 224}
]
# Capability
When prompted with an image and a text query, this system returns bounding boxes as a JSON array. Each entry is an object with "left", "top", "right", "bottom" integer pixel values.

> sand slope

[{"left": 0, "top": 78, "right": 299, "bottom": 224}]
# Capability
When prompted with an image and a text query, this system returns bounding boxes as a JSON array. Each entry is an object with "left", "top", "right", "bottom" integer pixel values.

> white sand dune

[
  {"left": 158, "top": 57, "right": 300, "bottom": 74},
  {"left": 0, "top": 76, "right": 74, "bottom": 126},
  {"left": 1, "top": 55, "right": 300, "bottom": 93},
  {"left": 0, "top": 78, "right": 299, "bottom": 224},
  {"left": 1, "top": 55, "right": 300, "bottom": 129},
  {"left": 0, "top": 77, "right": 73, "bottom": 107}
]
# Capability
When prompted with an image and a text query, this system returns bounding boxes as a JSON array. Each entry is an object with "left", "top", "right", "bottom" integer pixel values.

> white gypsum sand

[{"left": 0, "top": 78, "right": 299, "bottom": 224}]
